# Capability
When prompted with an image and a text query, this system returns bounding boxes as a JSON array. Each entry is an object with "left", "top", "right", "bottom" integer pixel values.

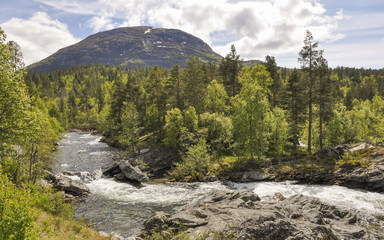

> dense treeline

[{"left": 23, "top": 31, "right": 384, "bottom": 180}]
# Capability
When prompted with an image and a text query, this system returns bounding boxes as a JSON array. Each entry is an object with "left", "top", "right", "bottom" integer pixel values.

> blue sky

[{"left": 1, "top": 0, "right": 383, "bottom": 69}]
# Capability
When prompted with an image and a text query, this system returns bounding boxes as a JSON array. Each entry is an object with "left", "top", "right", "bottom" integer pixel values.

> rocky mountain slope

[{"left": 28, "top": 26, "right": 222, "bottom": 72}]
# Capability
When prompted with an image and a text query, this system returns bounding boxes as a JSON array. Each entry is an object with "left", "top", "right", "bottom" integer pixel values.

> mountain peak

[{"left": 28, "top": 26, "right": 222, "bottom": 72}]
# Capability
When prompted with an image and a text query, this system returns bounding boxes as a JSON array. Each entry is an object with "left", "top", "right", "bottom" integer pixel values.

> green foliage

[
  {"left": 204, "top": 79, "right": 229, "bottom": 113},
  {"left": 265, "top": 55, "right": 284, "bottom": 107},
  {"left": 118, "top": 102, "right": 139, "bottom": 150},
  {"left": 266, "top": 107, "right": 289, "bottom": 156},
  {"left": 0, "top": 28, "right": 62, "bottom": 185},
  {"left": 0, "top": 173, "right": 38, "bottom": 240},
  {"left": 284, "top": 69, "right": 306, "bottom": 149},
  {"left": 298, "top": 30, "right": 323, "bottom": 152},
  {"left": 183, "top": 106, "right": 199, "bottom": 133},
  {"left": 171, "top": 139, "right": 211, "bottom": 181},
  {"left": 18, "top": 33, "right": 384, "bottom": 173},
  {"left": 232, "top": 64, "right": 272, "bottom": 159},
  {"left": 0, "top": 28, "right": 31, "bottom": 147},
  {"left": 164, "top": 108, "right": 184, "bottom": 148},
  {"left": 199, "top": 112, "right": 233, "bottom": 154},
  {"left": 219, "top": 45, "right": 242, "bottom": 97},
  {"left": 337, "top": 147, "right": 373, "bottom": 170},
  {"left": 182, "top": 56, "right": 207, "bottom": 113}
]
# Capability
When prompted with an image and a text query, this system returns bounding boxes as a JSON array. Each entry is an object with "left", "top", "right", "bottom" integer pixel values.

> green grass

[{"left": 35, "top": 210, "right": 109, "bottom": 240}]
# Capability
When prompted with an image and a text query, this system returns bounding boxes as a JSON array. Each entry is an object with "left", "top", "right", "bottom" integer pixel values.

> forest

[
  {"left": 1, "top": 27, "right": 384, "bottom": 238},
  {"left": 24, "top": 31, "right": 384, "bottom": 179}
]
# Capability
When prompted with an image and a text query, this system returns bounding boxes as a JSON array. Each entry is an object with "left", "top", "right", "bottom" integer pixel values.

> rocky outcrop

[
  {"left": 45, "top": 172, "right": 90, "bottom": 197},
  {"left": 267, "top": 143, "right": 384, "bottom": 193},
  {"left": 336, "top": 163, "right": 384, "bottom": 192},
  {"left": 103, "top": 148, "right": 176, "bottom": 182},
  {"left": 131, "top": 148, "right": 178, "bottom": 173},
  {"left": 103, "top": 160, "right": 149, "bottom": 183},
  {"left": 62, "top": 171, "right": 96, "bottom": 182},
  {"left": 316, "top": 144, "right": 351, "bottom": 160},
  {"left": 119, "top": 161, "right": 149, "bottom": 182},
  {"left": 141, "top": 190, "right": 383, "bottom": 239},
  {"left": 229, "top": 170, "right": 271, "bottom": 182}
]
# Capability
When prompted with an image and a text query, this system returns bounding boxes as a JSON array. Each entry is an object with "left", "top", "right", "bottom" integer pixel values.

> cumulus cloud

[
  {"left": 35, "top": 0, "right": 345, "bottom": 61},
  {"left": 1, "top": 12, "right": 79, "bottom": 65}
]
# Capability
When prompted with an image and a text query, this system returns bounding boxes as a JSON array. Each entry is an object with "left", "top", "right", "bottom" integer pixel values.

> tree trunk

[
  {"left": 308, "top": 79, "right": 312, "bottom": 152},
  {"left": 319, "top": 112, "right": 323, "bottom": 149},
  {"left": 249, "top": 116, "right": 254, "bottom": 160}
]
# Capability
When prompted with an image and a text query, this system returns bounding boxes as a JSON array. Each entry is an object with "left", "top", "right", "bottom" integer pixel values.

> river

[{"left": 54, "top": 132, "right": 384, "bottom": 238}]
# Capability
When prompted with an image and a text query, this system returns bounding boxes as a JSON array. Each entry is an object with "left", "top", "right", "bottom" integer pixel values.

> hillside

[{"left": 28, "top": 26, "right": 222, "bottom": 72}]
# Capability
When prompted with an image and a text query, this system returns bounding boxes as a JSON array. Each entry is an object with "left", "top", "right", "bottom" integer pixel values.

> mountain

[{"left": 28, "top": 26, "right": 223, "bottom": 72}]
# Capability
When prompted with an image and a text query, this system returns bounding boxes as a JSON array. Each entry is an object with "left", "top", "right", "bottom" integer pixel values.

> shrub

[
  {"left": 0, "top": 173, "right": 38, "bottom": 240},
  {"left": 170, "top": 139, "right": 211, "bottom": 181}
]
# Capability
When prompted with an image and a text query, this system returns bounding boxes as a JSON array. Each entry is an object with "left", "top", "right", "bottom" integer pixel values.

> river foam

[
  {"left": 228, "top": 181, "right": 384, "bottom": 217},
  {"left": 56, "top": 132, "right": 384, "bottom": 237}
]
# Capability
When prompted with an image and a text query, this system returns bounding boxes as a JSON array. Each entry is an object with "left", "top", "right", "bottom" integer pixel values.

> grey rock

[
  {"left": 99, "top": 231, "right": 126, "bottom": 240},
  {"left": 337, "top": 163, "right": 384, "bottom": 192},
  {"left": 316, "top": 144, "right": 351, "bottom": 160},
  {"left": 113, "top": 173, "right": 127, "bottom": 181},
  {"left": 118, "top": 161, "right": 149, "bottom": 182},
  {"left": 62, "top": 171, "right": 95, "bottom": 182},
  {"left": 102, "top": 162, "right": 121, "bottom": 177},
  {"left": 131, "top": 148, "right": 177, "bottom": 173},
  {"left": 144, "top": 212, "right": 170, "bottom": 231},
  {"left": 52, "top": 174, "right": 90, "bottom": 196},
  {"left": 141, "top": 190, "right": 382, "bottom": 239},
  {"left": 230, "top": 170, "right": 270, "bottom": 182},
  {"left": 240, "top": 171, "right": 270, "bottom": 182},
  {"left": 139, "top": 148, "right": 151, "bottom": 154}
]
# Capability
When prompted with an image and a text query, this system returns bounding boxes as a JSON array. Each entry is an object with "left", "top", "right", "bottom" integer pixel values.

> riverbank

[
  {"left": 105, "top": 142, "right": 384, "bottom": 194},
  {"left": 54, "top": 132, "right": 384, "bottom": 239}
]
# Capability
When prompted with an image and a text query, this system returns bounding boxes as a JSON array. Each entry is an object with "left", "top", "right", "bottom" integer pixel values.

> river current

[{"left": 54, "top": 132, "right": 384, "bottom": 238}]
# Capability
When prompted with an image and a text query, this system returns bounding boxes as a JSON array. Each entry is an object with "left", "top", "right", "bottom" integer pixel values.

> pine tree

[
  {"left": 182, "top": 56, "right": 206, "bottom": 113},
  {"left": 316, "top": 55, "right": 333, "bottom": 149},
  {"left": 298, "top": 30, "right": 321, "bottom": 152},
  {"left": 219, "top": 45, "right": 242, "bottom": 97},
  {"left": 265, "top": 55, "right": 283, "bottom": 107},
  {"left": 167, "top": 64, "right": 183, "bottom": 109},
  {"left": 285, "top": 69, "right": 306, "bottom": 149}
]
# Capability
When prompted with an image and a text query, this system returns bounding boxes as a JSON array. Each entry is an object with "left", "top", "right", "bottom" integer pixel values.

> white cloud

[
  {"left": 1, "top": 12, "right": 79, "bottom": 65},
  {"left": 35, "top": 0, "right": 345, "bottom": 61}
]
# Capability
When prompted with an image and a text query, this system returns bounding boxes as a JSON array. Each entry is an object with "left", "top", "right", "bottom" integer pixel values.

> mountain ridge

[{"left": 28, "top": 26, "right": 224, "bottom": 73}]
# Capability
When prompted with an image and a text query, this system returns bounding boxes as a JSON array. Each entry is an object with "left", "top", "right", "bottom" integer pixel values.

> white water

[{"left": 55, "top": 132, "right": 384, "bottom": 238}]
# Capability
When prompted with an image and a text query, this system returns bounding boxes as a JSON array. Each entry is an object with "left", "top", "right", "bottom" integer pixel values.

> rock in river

[
  {"left": 46, "top": 172, "right": 90, "bottom": 197},
  {"left": 103, "top": 160, "right": 149, "bottom": 183},
  {"left": 118, "top": 160, "right": 149, "bottom": 182},
  {"left": 141, "top": 190, "right": 383, "bottom": 239}
]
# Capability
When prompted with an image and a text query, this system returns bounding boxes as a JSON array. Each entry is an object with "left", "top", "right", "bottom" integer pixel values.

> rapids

[{"left": 54, "top": 132, "right": 384, "bottom": 238}]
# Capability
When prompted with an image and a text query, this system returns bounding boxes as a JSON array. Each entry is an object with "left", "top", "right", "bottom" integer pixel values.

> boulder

[
  {"left": 62, "top": 171, "right": 95, "bottom": 182},
  {"left": 102, "top": 162, "right": 121, "bottom": 177},
  {"left": 118, "top": 161, "right": 149, "bottom": 183},
  {"left": 229, "top": 171, "right": 270, "bottom": 182},
  {"left": 141, "top": 190, "right": 383, "bottom": 239},
  {"left": 240, "top": 171, "right": 270, "bottom": 182},
  {"left": 316, "top": 144, "right": 351, "bottom": 160},
  {"left": 52, "top": 174, "right": 90, "bottom": 196},
  {"left": 144, "top": 212, "right": 170, "bottom": 231},
  {"left": 131, "top": 148, "right": 177, "bottom": 173}
]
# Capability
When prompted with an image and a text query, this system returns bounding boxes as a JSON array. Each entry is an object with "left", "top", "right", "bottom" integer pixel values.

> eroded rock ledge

[{"left": 139, "top": 190, "right": 383, "bottom": 239}]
